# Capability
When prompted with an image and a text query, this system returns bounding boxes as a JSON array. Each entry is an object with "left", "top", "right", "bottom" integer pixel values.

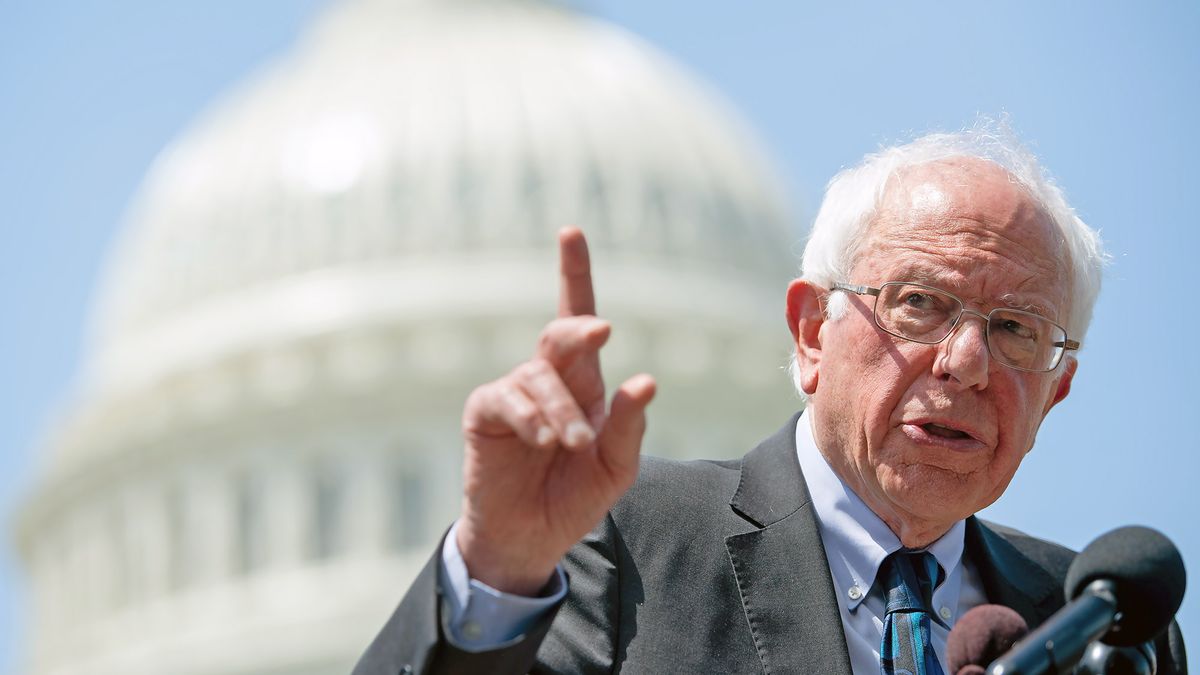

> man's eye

[
  {"left": 1000, "top": 318, "right": 1036, "bottom": 339},
  {"left": 903, "top": 292, "right": 935, "bottom": 309}
]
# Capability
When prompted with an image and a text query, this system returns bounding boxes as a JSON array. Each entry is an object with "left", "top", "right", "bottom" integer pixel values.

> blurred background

[{"left": 1, "top": 1, "right": 1196, "bottom": 673}]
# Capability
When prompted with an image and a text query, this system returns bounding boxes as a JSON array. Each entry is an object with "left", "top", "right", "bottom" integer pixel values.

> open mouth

[{"left": 921, "top": 422, "right": 971, "bottom": 440}]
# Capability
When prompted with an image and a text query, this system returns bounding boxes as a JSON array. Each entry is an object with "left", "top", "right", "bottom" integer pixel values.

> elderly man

[{"left": 355, "top": 129, "right": 1186, "bottom": 674}]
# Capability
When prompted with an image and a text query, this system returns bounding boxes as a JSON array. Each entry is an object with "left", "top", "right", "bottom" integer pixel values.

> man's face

[{"left": 790, "top": 158, "right": 1076, "bottom": 546}]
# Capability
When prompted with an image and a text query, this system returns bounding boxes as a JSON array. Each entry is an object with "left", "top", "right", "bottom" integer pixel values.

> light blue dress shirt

[{"left": 440, "top": 409, "right": 987, "bottom": 669}]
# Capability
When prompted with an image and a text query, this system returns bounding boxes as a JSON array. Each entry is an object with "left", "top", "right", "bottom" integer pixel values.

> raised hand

[{"left": 456, "top": 227, "right": 656, "bottom": 595}]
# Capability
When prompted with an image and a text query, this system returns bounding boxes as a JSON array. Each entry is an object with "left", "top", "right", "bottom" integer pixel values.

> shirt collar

[{"left": 794, "top": 408, "right": 966, "bottom": 612}]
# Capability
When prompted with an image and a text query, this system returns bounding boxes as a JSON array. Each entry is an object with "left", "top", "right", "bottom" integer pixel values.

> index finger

[{"left": 558, "top": 226, "right": 596, "bottom": 317}]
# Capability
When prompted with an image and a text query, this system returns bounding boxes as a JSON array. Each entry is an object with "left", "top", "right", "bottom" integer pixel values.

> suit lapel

[
  {"left": 965, "top": 517, "right": 1064, "bottom": 629},
  {"left": 720, "top": 417, "right": 1065, "bottom": 673},
  {"left": 724, "top": 415, "right": 854, "bottom": 675}
]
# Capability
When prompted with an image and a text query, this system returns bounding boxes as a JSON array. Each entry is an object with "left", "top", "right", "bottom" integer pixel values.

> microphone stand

[{"left": 988, "top": 581, "right": 1118, "bottom": 675}]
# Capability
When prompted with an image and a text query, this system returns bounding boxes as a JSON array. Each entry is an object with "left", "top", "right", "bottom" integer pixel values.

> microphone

[
  {"left": 988, "top": 526, "right": 1185, "bottom": 675},
  {"left": 946, "top": 604, "right": 1029, "bottom": 675}
]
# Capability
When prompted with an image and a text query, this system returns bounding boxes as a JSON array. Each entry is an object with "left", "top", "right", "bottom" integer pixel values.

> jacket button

[{"left": 399, "top": 666, "right": 413, "bottom": 675}]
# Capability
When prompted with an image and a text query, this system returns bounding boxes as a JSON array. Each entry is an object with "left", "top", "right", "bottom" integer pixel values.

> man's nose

[{"left": 933, "top": 310, "right": 990, "bottom": 389}]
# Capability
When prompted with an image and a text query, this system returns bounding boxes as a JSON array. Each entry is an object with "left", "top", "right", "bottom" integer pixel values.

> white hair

[{"left": 788, "top": 119, "right": 1108, "bottom": 395}]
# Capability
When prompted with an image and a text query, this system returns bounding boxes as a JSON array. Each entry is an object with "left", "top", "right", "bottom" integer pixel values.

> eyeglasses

[{"left": 830, "top": 281, "right": 1078, "bottom": 373}]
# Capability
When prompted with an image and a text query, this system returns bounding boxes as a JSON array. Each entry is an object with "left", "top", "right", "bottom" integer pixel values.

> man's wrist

[
  {"left": 440, "top": 521, "right": 569, "bottom": 653},
  {"left": 456, "top": 520, "right": 560, "bottom": 596}
]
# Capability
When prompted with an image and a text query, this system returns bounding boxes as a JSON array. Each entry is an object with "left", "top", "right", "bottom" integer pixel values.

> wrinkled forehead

[
  {"left": 869, "top": 157, "right": 1061, "bottom": 253},
  {"left": 859, "top": 157, "right": 1072, "bottom": 308}
]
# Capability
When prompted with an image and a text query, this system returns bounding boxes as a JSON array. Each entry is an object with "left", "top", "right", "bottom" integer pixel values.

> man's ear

[
  {"left": 786, "top": 279, "right": 825, "bottom": 395},
  {"left": 1042, "top": 355, "right": 1077, "bottom": 416}
]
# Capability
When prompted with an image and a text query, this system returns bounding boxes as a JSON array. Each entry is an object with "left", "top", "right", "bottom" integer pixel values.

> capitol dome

[
  {"left": 85, "top": 0, "right": 795, "bottom": 406},
  {"left": 15, "top": 0, "right": 802, "bottom": 673}
]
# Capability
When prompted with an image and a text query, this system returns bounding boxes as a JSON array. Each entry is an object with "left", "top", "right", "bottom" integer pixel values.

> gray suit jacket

[{"left": 355, "top": 415, "right": 1187, "bottom": 674}]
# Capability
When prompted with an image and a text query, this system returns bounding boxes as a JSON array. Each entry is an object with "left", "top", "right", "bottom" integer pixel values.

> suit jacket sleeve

[
  {"left": 351, "top": 530, "right": 572, "bottom": 675},
  {"left": 351, "top": 518, "right": 626, "bottom": 675}
]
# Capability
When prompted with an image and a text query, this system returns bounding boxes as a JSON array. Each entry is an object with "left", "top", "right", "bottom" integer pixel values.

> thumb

[{"left": 598, "top": 374, "right": 656, "bottom": 482}]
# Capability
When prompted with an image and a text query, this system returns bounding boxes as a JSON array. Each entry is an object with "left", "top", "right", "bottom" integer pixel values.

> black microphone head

[
  {"left": 946, "top": 603, "right": 1029, "bottom": 674},
  {"left": 1064, "top": 525, "right": 1186, "bottom": 646}
]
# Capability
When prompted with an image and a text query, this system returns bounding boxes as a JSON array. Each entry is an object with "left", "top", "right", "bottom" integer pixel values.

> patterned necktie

[{"left": 879, "top": 550, "right": 945, "bottom": 675}]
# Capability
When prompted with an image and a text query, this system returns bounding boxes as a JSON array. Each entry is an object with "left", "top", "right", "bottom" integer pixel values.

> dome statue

[{"left": 14, "top": 0, "right": 802, "bottom": 672}]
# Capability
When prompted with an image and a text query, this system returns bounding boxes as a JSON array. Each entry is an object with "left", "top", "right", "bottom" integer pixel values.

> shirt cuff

[{"left": 439, "top": 520, "right": 568, "bottom": 652}]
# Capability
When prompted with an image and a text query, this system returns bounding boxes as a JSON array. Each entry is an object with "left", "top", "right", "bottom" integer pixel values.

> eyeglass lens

[{"left": 873, "top": 283, "right": 1066, "bottom": 371}]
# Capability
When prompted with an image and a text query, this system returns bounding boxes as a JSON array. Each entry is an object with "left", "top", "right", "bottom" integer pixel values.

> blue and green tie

[{"left": 879, "top": 550, "right": 945, "bottom": 675}]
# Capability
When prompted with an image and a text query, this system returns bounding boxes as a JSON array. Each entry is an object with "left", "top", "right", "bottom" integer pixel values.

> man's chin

[{"left": 881, "top": 475, "right": 981, "bottom": 532}]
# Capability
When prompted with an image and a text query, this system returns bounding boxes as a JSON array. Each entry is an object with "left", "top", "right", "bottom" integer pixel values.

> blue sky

[{"left": 2, "top": 1, "right": 1197, "bottom": 670}]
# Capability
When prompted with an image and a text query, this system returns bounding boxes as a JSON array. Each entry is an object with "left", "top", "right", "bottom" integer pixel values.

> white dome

[
  {"left": 87, "top": 0, "right": 795, "bottom": 399},
  {"left": 16, "top": 2, "right": 803, "bottom": 673}
]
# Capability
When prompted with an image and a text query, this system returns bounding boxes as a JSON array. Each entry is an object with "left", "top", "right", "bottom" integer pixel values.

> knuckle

[
  {"left": 543, "top": 396, "right": 579, "bottom": 420},
  {"left": 538, "top": 317, "right": 581, "bottom": 348},
  {"left": 520, "top": 358, "right": 554, "bottom": 380},
  {"left": 463, "top": 383, "right": 492, "bottom": 414},
  {"left": 513, "top": 406, "right": 540, "bottom": 430},
  {"left": 512, "top": 360, "right": 538, "bottom": 381},
  {"left": 536, "top": 329, "right": 557, "bottom": 355}
]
